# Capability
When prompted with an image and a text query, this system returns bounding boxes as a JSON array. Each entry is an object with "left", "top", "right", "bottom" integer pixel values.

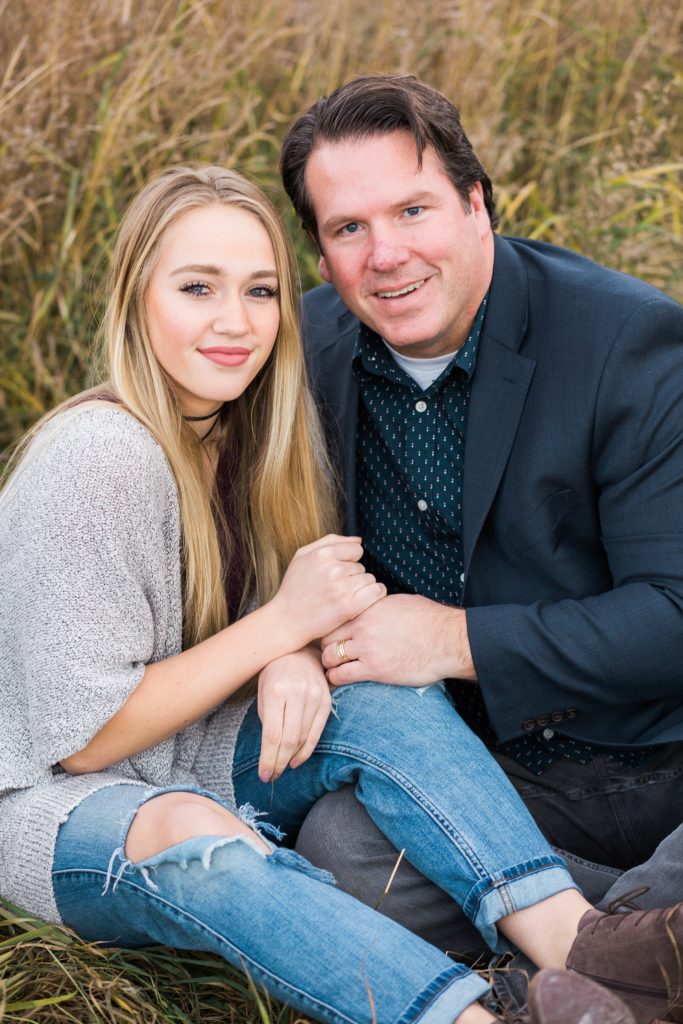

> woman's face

[{"left": 145, "top": 203, "right": 281, "bottom": 417}]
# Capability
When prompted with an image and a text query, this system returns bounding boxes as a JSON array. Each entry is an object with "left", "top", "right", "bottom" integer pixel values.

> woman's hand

[
  {"left": 257, "top": 646, "right": 333, "bottom": 782},
  {"left": 272, "top": 534, "right": 386, "bottom": 648}
]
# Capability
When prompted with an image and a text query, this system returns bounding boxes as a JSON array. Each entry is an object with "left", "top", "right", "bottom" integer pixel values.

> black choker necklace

[
  {"left": 183, "top": 405, "right": 224, "bottom": 422},
  {"left": 199, "top": 416, "right": 220, "bottom": 443}
]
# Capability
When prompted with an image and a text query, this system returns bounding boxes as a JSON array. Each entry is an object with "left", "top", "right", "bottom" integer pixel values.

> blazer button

[
  {"left": 537, "top": 715, "right": 549, "bottom": 727},
  {"left": 522, "top": 719, "right": 536, "bottom": 732},
  {"left": 565, "top": 708, "right": 578, "bottom": 719},
  {"left": 550, "top": 711, "right": 563, "bottom": 723}
]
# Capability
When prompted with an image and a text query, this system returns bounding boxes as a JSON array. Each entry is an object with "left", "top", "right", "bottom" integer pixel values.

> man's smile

[{"left": 375, "top": 278, "right": 428, "bottom": 299}]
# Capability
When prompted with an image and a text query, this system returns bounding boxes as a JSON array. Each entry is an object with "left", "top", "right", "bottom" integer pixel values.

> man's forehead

[
  {"left": 307, "top": 130, "right": 425, "bottom": 174},
  {"left": 305, "top": 131, "right": 455, "bottom": 216}
]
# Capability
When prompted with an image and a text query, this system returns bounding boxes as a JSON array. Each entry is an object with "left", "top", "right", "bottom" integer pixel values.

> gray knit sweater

[{"left": 0, "top": 405, "right": 251, "bottom": 923}]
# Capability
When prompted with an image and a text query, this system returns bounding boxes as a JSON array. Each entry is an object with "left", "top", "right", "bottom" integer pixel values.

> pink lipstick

[{"left": 200, "top": 347, "right": 251, "bottom": 367}]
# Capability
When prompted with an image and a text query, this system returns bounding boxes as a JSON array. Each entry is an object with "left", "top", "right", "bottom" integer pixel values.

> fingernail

[
  {"left": 259, "top": 770, "right": 272, "bottom": 783},
  {"left": 290, "top": 760, "right": 299, "bottom": 769}
]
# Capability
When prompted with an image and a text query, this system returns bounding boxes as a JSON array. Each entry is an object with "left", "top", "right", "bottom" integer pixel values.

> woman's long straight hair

[{"left": 7, "top": 167, "right": 339, "bottom": 649}]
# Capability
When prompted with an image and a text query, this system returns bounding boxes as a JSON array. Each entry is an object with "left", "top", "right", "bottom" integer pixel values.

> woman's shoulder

[
  {"left": 40, "top": 400, "right": 165, "bottom": 459},
  {"left": 3, "top": 401, "right": 177, "bottom": 519},
  {"left": 32, "top": 401, "right": 172, "bottom": 483}
]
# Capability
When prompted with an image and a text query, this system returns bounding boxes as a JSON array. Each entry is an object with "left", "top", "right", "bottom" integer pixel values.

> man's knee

[
  {"left": 295, "top": 785, "right": 389, "bottom": 897},
  {"left": 125, "top": 791, "right": 270, "bottom": 862},
  {"left": 295, "top": 786, "right": 485, "bottom": 955}
]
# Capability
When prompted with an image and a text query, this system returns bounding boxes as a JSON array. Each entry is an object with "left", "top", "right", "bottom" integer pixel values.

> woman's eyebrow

[
  {"left": 170, "top": 264, "right": 278, "bottom": 278},
  {"left": 171, "top": 263, "right": 225, "bottom": 276}
]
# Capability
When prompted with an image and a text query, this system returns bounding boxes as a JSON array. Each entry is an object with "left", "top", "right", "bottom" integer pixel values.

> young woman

[{"left": 0, "top": 166, "right": 635, "bottom": 1024}]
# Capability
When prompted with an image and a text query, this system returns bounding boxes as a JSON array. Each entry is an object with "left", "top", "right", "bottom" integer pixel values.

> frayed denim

[
  {"left": 53, "top": 682, "right": 574, "bottom": 1024},
  {"left": 53, "top": 784, "right": 487, "bottom": 1024}
]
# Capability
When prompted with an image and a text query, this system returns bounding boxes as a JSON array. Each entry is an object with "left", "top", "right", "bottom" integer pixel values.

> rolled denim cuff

[
  {"left": 398, "top": 965, "right": 490, "bottom": 1024},
  {"left": 466, "top": 855, "right": 576, "bottom": 953}
]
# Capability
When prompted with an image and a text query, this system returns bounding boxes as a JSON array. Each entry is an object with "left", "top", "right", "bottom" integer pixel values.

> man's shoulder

[
  {"left": 301, "top": 283, "right": 357, "bottom": 348},
  {"left": 498, "top": 234, "right": 675, "bottom": 308}
]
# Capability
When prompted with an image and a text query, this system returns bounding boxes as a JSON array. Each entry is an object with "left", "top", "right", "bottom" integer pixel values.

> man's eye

[
  {"left": 180, "top": 281, "right": 210, "bottom": 295},
  {"left": 341, "top": 222, "right": 361, "bottom": 235},
  {"left": 404, "top": 206, "right": 424, "bottom": 217}
]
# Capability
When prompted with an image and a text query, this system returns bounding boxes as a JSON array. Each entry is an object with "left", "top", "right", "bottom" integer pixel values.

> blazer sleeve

[{"left": 467, "top": 296, "right": 683, "bottom": 744}]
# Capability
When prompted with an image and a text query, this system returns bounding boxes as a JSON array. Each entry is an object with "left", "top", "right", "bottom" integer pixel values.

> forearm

[{"left": 61, "top": 600, "right": 299, "bottom": 774}]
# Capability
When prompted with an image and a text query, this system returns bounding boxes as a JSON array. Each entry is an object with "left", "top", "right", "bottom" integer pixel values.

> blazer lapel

[
  {"left": 462, "top": 237, "right": 536, "bottom": 575},
  {"left": 315, "top": 317, "right": 360, "bottom": 533}
]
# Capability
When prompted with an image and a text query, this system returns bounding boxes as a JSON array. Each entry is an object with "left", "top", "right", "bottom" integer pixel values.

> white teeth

[{"left": 377, "top": 280, "right": 425, "bottom": 298}]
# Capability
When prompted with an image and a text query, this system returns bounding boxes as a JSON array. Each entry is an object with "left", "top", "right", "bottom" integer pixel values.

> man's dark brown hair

[{"left": 280, "top": 74, "right": 499, "bottom": 246}]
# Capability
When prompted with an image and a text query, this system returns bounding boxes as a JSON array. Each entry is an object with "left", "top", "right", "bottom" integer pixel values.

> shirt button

[
  {"left": 415, "top": 400, "right": 427, "bottom": 413},
  {"left": 417, "top": 499, "right": 428, "bottom": 512},
  {"left": 460, "top": 572, "right": 465, "bottom": 583},
  {"left": 542, "top": 728, "right": 555, "bottom": 740}
]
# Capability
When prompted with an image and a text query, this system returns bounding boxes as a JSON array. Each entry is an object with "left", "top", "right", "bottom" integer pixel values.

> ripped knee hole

[{"left": 124, "top": 791, "right": 271, "bottom": 862}]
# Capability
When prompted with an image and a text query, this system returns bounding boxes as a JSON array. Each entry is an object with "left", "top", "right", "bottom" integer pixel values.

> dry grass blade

[{"left": 0, "top": 899, "right": 314, "bottom": 1024}]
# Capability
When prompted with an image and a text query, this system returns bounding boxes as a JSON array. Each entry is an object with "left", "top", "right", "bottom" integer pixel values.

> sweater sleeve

[{"left": 0, "top": 407, "right": 182, "bottom": 784}]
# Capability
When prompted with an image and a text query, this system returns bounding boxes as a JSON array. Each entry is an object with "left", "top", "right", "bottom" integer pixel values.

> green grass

[{"left": 0, "top": 900, "right": 309, "bottom": 1024}]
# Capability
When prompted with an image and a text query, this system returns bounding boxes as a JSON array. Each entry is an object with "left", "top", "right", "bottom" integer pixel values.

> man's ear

[
  {"left": 318, "top": 255, "right": 332, "bottom": 283},
  {"left": 468, "top": 182, "right": 490, "bottom": 225}
]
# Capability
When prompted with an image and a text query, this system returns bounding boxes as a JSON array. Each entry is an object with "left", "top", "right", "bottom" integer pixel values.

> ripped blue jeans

[{"left": 53, "top": 682, "right": 574, "bottom": 1024}]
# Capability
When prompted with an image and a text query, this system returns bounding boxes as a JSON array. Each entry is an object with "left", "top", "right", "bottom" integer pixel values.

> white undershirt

[{"left": 382, "top": 341, "right": 455, "bottom": 391}]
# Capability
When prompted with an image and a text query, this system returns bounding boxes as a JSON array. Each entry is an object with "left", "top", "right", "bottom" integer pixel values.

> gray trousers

[{"left": 295, "top": 743, "right": 683, "bottom": 958}]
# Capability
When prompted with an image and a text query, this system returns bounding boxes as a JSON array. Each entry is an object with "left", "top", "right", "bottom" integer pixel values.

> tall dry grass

[{"left": 1, "top": 0, "right": 681, "bottom": 451}]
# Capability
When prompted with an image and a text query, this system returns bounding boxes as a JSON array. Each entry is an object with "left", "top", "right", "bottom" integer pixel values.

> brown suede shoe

[
  {"left": 526, "top": 969, "right": 636, "bottom": 1024},
  {"left": 566, "top": 903, "right": 683, "bottom": 1024}
]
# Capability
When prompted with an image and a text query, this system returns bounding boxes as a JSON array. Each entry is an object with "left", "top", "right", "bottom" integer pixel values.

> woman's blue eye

[
  {"left": 249, "top": 285, "right": 279, "bottom": 299},
  {"left": 180, "top": 282, "right": 209, "bottom": 295}
]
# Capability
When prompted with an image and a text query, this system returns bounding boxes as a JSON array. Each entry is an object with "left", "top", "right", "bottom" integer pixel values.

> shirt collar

[{"left": 352, "top": 293, "right": 489, "bottom": 391}]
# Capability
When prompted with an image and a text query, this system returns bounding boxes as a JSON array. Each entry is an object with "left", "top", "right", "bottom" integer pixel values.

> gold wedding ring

[{"left": 336, "top": 639, "right": 351, "bottom": 664}]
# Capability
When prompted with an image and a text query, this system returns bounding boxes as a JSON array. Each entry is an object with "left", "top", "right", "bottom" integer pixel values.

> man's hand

[
  {"left": 257, "top": 646, "right": 332, "bottom": 782},
  {"left": 321, "top": 594, "right": 477, "bottom": 687}
]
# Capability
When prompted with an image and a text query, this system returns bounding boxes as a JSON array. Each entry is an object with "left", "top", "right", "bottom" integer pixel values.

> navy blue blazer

[{"left": 301, "top": 234, "right": 683, "bottom": 749}]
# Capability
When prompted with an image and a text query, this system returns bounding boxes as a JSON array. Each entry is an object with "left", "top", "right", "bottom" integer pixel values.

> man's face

[{"left": 305, "top": 130, "right": 494, "bottom": 358}]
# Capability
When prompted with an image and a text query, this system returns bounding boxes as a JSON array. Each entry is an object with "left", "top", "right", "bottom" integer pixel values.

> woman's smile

[{"left": 199, "top": 346, "right": 252, "bottom": 366}]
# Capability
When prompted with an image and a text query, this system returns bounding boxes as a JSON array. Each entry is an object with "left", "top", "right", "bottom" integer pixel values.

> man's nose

[{"left": 367, "top": 236, "right": 410, "bottom": 273}]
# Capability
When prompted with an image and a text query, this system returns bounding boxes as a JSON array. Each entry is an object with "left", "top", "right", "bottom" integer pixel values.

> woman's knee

[{"left": 124, "top": 791, "right": 270, "bottom": 862}]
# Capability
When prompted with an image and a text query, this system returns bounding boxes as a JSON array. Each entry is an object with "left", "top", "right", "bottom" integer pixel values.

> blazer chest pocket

[{"left": 505, "top": 488, "right": 579, "bottom": 554}]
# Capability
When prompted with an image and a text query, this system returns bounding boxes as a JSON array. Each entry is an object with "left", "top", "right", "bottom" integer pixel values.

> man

[{"left": 273, "top": 74, "right": 683, "bottom": 1018}]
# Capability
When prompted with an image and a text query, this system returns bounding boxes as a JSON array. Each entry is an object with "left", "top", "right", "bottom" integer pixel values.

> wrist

[
  {"left": 442, "top": 605, "right": 477, "bottom": 681},
  {"left": 261, "top": 594, "right": 311, "bottom": 656}
]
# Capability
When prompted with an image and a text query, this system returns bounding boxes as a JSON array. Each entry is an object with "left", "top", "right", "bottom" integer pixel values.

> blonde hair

[{"left": 8, "top": 166, "right": 339, "bottom": 648}]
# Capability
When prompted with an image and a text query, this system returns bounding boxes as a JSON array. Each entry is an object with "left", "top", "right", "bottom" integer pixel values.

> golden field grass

[
  {"left": 1, "top": 0, "right": 681, "bottom": 453},
  {"left": 0, "top": 0, "right": 682, "bottom": 1019}
]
